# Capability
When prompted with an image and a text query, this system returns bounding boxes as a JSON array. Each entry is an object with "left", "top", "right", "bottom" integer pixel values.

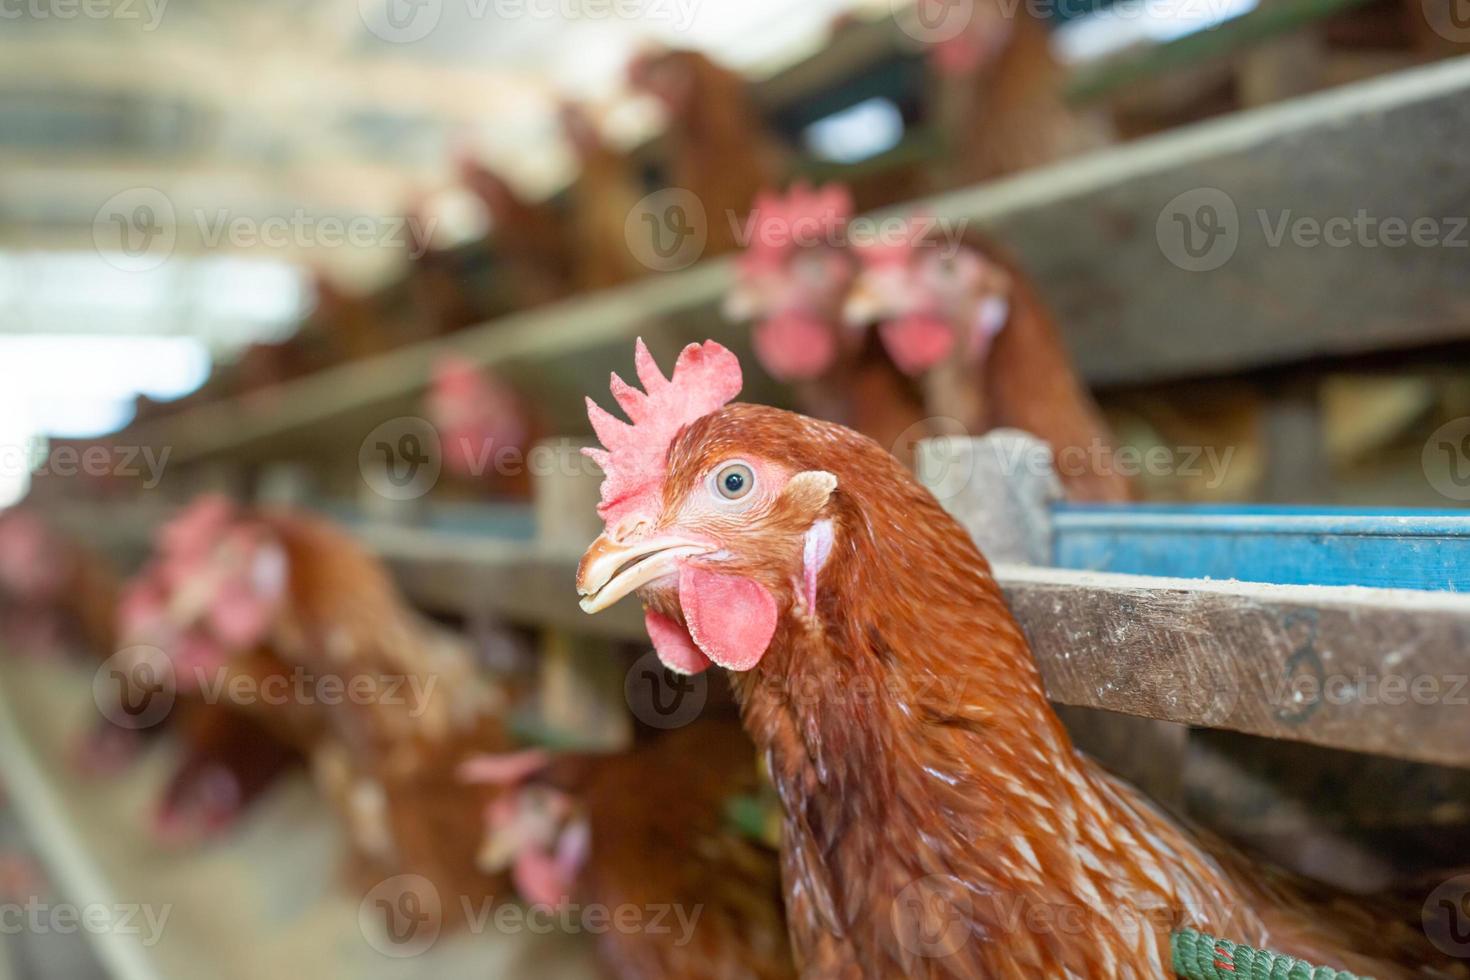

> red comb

[
  {"left": 739, "top": 182, "right": 854, "bottom": 274},
  {"left": 159, "top": 495, "right": 237, "bottom": 560},
  {"left": 583, "top": 339, "right": 742, "bottom": 530},
  {"left": 853, "top": 213, "right": 932, "bottom": 268}
]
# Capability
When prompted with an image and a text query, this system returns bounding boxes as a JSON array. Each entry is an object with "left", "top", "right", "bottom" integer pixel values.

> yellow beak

[{"left": 576, "top": 532, "right": 711, "bottom": 614}]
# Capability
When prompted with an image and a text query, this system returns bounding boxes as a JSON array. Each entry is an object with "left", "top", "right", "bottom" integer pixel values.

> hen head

[
  {"left": 723, "top": 183, "right": 855, "bottom": 382},
  {"left": 844, "top": 219, "right": 1012, "bottom": 376},
  {"left": 920, "top": 0, "right": 1015, "bottom": 77},
  {"left": 576, "top": 339, "right": 901, "bottom": 677},
  {"left": 119, "top": 496, "right": 286, "bottom": 689},
  {"left": 461, "top": 750, "right": 589, "bottom": 908},
  {"left": 426, "top": 356, "right": 528, "bottom": 477}
]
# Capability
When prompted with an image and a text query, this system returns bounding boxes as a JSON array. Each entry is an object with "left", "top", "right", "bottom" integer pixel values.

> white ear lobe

[
  {"left": 251, "top": 541, "right": 288, "bottom": 600},
  {"left": 802, "top": 518, "right": 835, "bottom": 613},
  {"left": 785, "top": 470, "right": 837, "bottom": 512}
]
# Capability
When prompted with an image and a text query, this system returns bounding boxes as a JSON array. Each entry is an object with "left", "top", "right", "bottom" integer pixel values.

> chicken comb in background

[
  {"left": 582, "top": 338, "right": 742, "bottom": 530},
  {"left": 460, "top": 750, "right": 586, "bottom": 908},
  {"left": 846, "top": 224, "right": 1133, "bottom": 502},
  {"left": 119, "top": 496, "right": 286, "bottom": 686},
  {"left": 0, "top": 509, "right": 71, "bottom": 607},
  {"left": 847, "top": 213, "right": 1011, "bottom": 376},
  {"left": 426, "top": 355, "right": 531, "bottom": 480},
  {"left": 724, "top": 183, "right": 856, "bottom": 382},
  {"left": 922, "top": 0, "right": 1014, "bottom": 78}
]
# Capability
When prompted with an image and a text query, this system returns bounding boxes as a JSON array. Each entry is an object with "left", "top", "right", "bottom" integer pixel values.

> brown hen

[
  {"left": 573, "top": 339, "right": 1462, "bottom": 978},
  {"left": 468, "top": 718, "right": 795, "bottom": 980}
]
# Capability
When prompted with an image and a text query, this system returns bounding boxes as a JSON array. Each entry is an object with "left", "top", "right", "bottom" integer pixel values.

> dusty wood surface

[{"left": 1001, "top": 565, "right": 1470, "bottom": 769}]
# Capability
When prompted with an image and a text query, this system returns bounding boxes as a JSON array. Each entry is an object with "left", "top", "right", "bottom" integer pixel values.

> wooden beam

[
  {"left": 56, "top": 504, "right": 1470, "bottom": 768},
  {"left": 1003, "top": 565, "right": 1470, "bottom": 770},
  {"left": 367, "top": 527, "right": 1470, "bottom": 769},
  {"left": 123, "top": 57, "right": 1470, "bottom": 464}
]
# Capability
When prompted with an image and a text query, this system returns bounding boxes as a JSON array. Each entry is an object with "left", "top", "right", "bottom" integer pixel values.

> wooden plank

[
  {"left": 58, "top": 506, "right": 1470, "bottom": 767},
  {"left": 1053, "top": 505, "right": 1470, "bottom": 592},
  {"left": 927, "top": 56, "right": 1470, "bottom": 386},
  {"left": 123, "top": 58, "right": 1470, "bottom": 465},
  {"left": 1002, "top": 565, "right": 1470, "bottom": 769},
  {"left": 366, "top": 526, "right": 1470, "bottom": 769}
]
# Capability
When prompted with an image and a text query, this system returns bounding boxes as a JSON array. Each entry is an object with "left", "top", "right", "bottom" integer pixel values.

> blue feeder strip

[{"left": 1052, "top": 504, "right": 1470, "bottom": 594}]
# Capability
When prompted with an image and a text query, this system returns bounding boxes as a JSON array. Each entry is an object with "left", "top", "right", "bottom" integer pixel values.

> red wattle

[
  {"left": 645, "top": 608, "right": 712, "bottom": 675},
  {"left": 879, "top": 314, "right": 956, "bottom": 375},
  {"left": 678, "top": 566, "right": 778, "bottom": 672},
  {"left": 514, "top": 848, "right": 575, "bottom": 909},
  {"left": 753, "top": 312, "right": 838, "bottom": 381}
]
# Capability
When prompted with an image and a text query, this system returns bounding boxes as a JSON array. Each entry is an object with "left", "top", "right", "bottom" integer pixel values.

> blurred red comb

[
  {"left": 738, "top": 182, "right": 854, "bottom": 274},
  {"left": 583, "top": 339, "right": 742, "bottom": 530},
  {"left": 853, "top": 212, "right": 932, "bottom": 268}
]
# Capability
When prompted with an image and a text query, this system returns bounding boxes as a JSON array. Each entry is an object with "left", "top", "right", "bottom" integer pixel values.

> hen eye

[{"left": 712, "top": 462, "right": 755, "bottom": 501}]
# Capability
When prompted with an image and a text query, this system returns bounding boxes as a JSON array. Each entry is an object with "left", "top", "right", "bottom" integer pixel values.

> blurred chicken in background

[
  {"left": 845, "top": 220, "right": 1133, "bottom": 500},
  {"left": 458, "top": 153, "right": 574, "bottom": 309},
  {"left": 629, "top": 48, "right": 787, "bottom": 256},
  {"left": 425, "top": 356, "right": 538, "bottom": 499},
  {"left": 0, "top": 509, "right": 116, "bottom": 660},
  {"left": 465, "top": 719, "right": 795, "bottom": 980},
  {"left": 922, "top": 0, "right": 1112, "bottom": 188},
  {"left": 723, "top": 183, "right": 927, "bottom": 458},
  {"left": 120, "top": 499, "right": 525, "bottom": 923},
  {"left": 560, "top": 103, "right": 650, "bottom": 291}
]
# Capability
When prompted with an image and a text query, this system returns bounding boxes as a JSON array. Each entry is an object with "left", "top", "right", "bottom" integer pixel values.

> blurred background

[{"left": 3, "top": 0, "right": 1470, "bottom": 975}]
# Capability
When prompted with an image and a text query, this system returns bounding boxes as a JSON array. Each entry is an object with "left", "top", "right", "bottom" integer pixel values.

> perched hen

[
  {"left": 845, "top": 222, "right": 1133, "bottom": 501},
  {"left": 560, "top": 103, "right": 649, "bottom": 291},
  {"left": 628, "top": 48, "right": 784, "bottom": 256},
  {"left": 922, "top": 0, "right": 1111, "bottom": 189},
  {"left": 723, "top": 183, "right": 928, "bottom": 460},
  {"left": 465, "top": 719, "right": 795, "bottom": 980},
  {"left": 573, "top": 339, "right": 1462, "bottom": 978},
  {"left": 458, "top": 154, "right": 572, "bottom": 309},
  {"left": 128, "top": 499, "right": 514, "bottom": 916},
  {"left": 0, "top": 508, "right": 117, "bottom": 658},
  {"left": 425, "top": 355, "right": 536, "bottom": 497}
]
